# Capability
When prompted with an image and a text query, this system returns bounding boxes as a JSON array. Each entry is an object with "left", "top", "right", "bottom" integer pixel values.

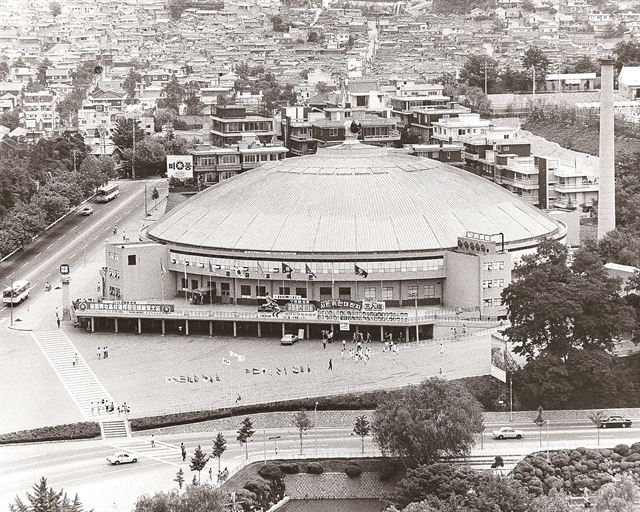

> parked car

[
  {"left": 280, "top": 334, "right": 299, "bottom": 345},
  {"left": 107, "top": 452, "right": 138, "bottom": 465},
  {"left": 599, "top": 415, "right": 632, "bottom": 428},
  {"left": 79, "top": 206, "right": 94, "bottom": 216},
  {"left": 492, "top": 427, "right": 524, "bottom": 440}
]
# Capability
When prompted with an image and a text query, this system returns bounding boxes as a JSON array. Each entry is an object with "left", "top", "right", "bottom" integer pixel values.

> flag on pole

[
  {"left": 282, "top": 263, "right": 293, "bottom": 274},
  {"left": 305, "top": 264, "right": 317, "bottom": 279},
  {"left": 257, "top": 262, "right": 265, "bottom": 278},
  {"left": 354, "top": 264, "right": 368, "bottom": 278},
  {"left": 234, "top": 266, "right": 244, "bottom": 278}
]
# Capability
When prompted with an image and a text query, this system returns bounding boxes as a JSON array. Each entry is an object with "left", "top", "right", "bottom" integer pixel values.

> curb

[{"left": 7, "top": 324, "right": 33, "bottom": 332}]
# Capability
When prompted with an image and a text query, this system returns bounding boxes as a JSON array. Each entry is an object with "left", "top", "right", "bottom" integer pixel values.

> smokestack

[{"left": 597, "top": 58, "right": 615, "bottom": 239}]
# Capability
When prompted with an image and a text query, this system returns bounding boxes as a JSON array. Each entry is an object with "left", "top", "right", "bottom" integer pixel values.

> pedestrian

[
  {"left": 56, "top": 317, "right": 61, "bottom": 328},
  {"left": 340, "top": 348, "right": 345, "bottom": 359},
  {"left": 113, "top": 225, "right": 117, "bottom": 235},
  {"left": 439, "top": 367, "right": 443, "bottom": 375},
  {"left": 90, "top": 401, "right": 95, "bottom": 416},
  {"left": 328, "top": 358, "right": 333, "bottom": 370},
  {"left": 103, "top": 345, "right": 109, "bottom": 359},
  {"left": 342, "top": 339, "right": 346, "bottom": 349},
  {"left": 122, "top": 231, "right": 126, "bottom": 242},
  {"left": 209, "top": 467, "right": 213, "bottom": 481},
  {"left": 439, "top": 343, "right": 444, "bottom": 356},
  {"left": 72, "top": 353, "right": 79, "bottom": 367},
  {"left": 151, "top": 435, "right": 155, "bottom": 448},
  {"left": 178, "top": 325, "right": 183, "bottom": 335},
  {"left": 322, "top": 339, "right": 326, "bottom": 350},
  {"left": 181, "top": 442, "right": 186, "bottom": 461},
  {"left": 97, "top": 346, "right": 102, "bottom": 359},
  {"left": 366, "top": 332, "right": 371, "bottom": 343},
  {"left": 462, "top": 324, "right": 467, "bottom": 335}
]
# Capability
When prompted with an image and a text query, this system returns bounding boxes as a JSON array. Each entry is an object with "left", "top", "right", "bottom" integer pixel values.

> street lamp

[
  {"left": 314, "top": 401, "right": 319, "bottom": 457},
  {"left": 2, "top": 281, "right": 14, "bottom": 326},
  {"left": 268, "top": 435, "right": 281, "bottom": 457}
]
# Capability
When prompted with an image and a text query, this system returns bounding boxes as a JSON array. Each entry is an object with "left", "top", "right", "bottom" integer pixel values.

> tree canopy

[
  {"left": 372, "top": 378, "right": 483, "bottom": 467},
  {"left": 459, "top": 55, "right": 498, "bottom": 92},
  {"left": 134, "top": 483, "right": 224, "bottom": 512},
  {"left": 522, "top": 47, "right": 550, "bottom": 82},
  {"left": 10, "top": 477, "right": 89, "bottom": 512},
  {"left": 501, "top": 239, "right": 635, "bottom": 361}
]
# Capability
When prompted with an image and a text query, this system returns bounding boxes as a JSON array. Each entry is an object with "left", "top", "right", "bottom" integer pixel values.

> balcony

[
  {"left": 463, "top": 152, "right": 480, "bottom": 161},
  {"left": 362, "top": 130, "right": 401, "bottom": 142},
  {"left": 555, "top": 182, "right": 599, "bottom": 193},
  {"left": 290, "top": 133, "right": 311, "bottom": 141}
]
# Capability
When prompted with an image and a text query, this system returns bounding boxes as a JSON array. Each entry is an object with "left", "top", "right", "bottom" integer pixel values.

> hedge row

[
  {"left": 513, "top": 443, "right": 640, "bottom": 496},
  {"left": 130, "top": 375, "right": 502, "bottom": 432},
  {"left": 0, "top": 422, "right": 101, "bottom": 445}
]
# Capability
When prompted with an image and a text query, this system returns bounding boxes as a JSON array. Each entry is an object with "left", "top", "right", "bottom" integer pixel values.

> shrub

[
  {"left": 345, "top": 462, "right": 362, "bottom": 478},
  {"left": 379, "top": 459, "right": 403, "bottom": 481},
  {"left": 630, "top": 442, "right": 640, "bottom": 454},
  {"left": 279, "top": 463, "right": 299, "bottom": 474},
  {"left": 0, "top": 422, "right": 101, "bottom": 444},
  {"left": 613, "top": 444, "right": 630, "bottom": 456},
  {"left": 257, "top": 463, "right": 283, "bottom": 480},
  {"left": 305, "top": 462, "right": 324, "bottom": 474}
]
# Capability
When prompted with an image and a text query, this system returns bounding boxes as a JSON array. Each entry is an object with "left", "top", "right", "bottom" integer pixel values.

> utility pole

[
  {"left": 532, "top": 66, "right": 536, "bottom": 98},
  {"left": 144, "top": 183, "right": 148, "bottom": 216},
  {"left": 10, "top": 280, "right": 14, "bottom": 327},
  {"left": 72, "top": 149, "right": 77, "bottom": 173},
  {"left": 484, "top": 59, "right": 488, "bottom": 95},
  {"left": 314, "top": 401, "right": 319, "bottom": 457}
]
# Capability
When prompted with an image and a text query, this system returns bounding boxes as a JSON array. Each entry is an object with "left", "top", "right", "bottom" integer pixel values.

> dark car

[{"left": 599, "top": 415, "right": 632, "bottom": 428}]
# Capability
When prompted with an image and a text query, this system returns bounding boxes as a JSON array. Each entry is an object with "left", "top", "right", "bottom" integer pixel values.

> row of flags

[{"left": 161, "top": 260, "right": 369, "bottom": 279}]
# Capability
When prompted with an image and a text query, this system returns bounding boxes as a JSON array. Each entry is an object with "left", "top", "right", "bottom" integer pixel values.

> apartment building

[
  {"left": 21, "top": 90, "right": 57, "bottom": 139},
  {"left": 210, "top": 105, "right": 275, "bottom": 147}
]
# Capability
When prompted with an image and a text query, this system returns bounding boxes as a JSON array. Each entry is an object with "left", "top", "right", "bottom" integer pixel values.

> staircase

[{"left": 100, "top": 419, "right": 130, "bottom": 439}]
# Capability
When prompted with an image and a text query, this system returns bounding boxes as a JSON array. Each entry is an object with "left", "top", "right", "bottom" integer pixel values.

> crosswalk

[
  {"left": 30, "top": 330, "right": 127, "bottom": 437},
  {"left": 106, "top": 438, "right": 183, "bottom": 467}
]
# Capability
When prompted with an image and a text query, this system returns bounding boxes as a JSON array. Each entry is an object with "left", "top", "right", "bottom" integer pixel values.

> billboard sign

[{"left": 167, "top": 155, "right": 193, "bottom": 180}]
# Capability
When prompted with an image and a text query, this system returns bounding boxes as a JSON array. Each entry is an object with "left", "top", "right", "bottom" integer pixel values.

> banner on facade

[
  {"left": 319, "top": 299, "right": 362, "bottom": 311},
  {"left": 362, "top": 300, "right": 385, "bottom": 312},
  {"left": 318, "top": 310, "right": 409, "bottom": 324},
  {"left": 75, "top": 301, "right": 174, "bottom": 314},
  {"left": 167, "top": 155, "right": 193, "bottom": 180},
  {"left": 340, "top": 321, "right": 350, "bottom": 331}
]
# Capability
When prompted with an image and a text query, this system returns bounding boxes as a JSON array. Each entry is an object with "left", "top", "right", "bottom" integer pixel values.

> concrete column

[
  {"left": 282, "top": 323, "right": 286, "bottom": 337},
  {"left": 137, "top": 318, "right": 142, "bottom": 335},
  {"left": 257, "top": 322, "right": 261, "bottom": 338},
  {"left": 114, "top": 318, "right": 118, "bottom": 334},
  {"left": 597, "top": 58, "right": 616, "bottom": 239},
  {"left": 380, "top": 325, "right": 384, "bottom": 341},
  {"left": 305, "top": 323, "right": 310, "bottom": 340},
  {"left": 233, "top": 321, "right": 237, "bottom": 337},
  {"left": 406, "top": 326, "right": 410, "bottom": 342},
  {"left": 90, "top": 317, "right": 95, "bottom": 333},
  {"left": 185, "top": 319, "right": 190, "bottom": 336},
  {"left": 209, "top": 320, "right": 213, "bottom": 337},
  {"left": 161, "top": 319, "right": 166, "bottom": 336}
]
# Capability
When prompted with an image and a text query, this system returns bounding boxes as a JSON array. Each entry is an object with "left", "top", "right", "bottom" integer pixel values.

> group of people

[
  {"left": 450, "top": 324, "right": 468, "bottom": 339},
  {"left": 96, "top": 345, "right": 109, "bottom": 359},
  {"left": 165, "top": 374, "right": 221, "bottom": 383},
  {"left": 90, "top": 399, "right": 129, "bottom": 416},
  {"left": 341, "top": 344, "right": 372, "bottom": 364}
]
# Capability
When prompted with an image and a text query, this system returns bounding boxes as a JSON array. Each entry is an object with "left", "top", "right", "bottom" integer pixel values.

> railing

[{"left": 554, "top": 183, "right": 599, "bottom": 192}]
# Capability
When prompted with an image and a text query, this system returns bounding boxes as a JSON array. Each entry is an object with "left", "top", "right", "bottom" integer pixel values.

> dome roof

[{"left": 148, "top": 142, "right": 561, "bottom": 256}]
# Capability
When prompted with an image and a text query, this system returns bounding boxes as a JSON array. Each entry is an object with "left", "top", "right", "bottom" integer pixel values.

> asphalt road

[
  {"left": 0, "top": 180, "right": 152, "bottom": 325},
  {"left": 1, "top": 420, "right": 638, "bottom": 512}
]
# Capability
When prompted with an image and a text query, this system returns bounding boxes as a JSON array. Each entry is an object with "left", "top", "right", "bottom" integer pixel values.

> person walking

[
  {"left": 72, "top": 353, "right": 79, "bottom": 367},
  {"left": 151, "top": 435, "right": 155, "bottom": 448},
  {"left": 103, "top": 345, "right": 109, "bottom": 359},
  {"left": 322, "top": 339, "right": 326, "bottom": 350},
  {"left": 56, "top": 316, "right": 61, "bottom": 328},
  {"left": 439, "top": 343, "right": 444, "bottom": 356},
  {"left": 90, "top": 402, "right": 95, "bottom": 416},
  {"left": 181, "top": 442, "right": 186, "bottom": 461},
  {"left": 328, "top": 358, "right": 333, "bottom": 370},
  {"left": 97, "top": 346, "right": 102, "bottom": 359},
  {"left": 113, "top": 225, "right": 117, "bottom": 235}
]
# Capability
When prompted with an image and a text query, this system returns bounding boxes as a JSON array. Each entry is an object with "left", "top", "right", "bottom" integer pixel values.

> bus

[
  {"left": 2, "top": 280, "right": 31, "bottom": 305},
  {"left": 96, "top": 182, "right": 120, "bottom": 203}
]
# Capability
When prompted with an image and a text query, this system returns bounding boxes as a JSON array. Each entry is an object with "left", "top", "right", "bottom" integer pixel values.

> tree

[
  {"left": 0, "top": 110, "right": 20, "bottom": 131},
  {"left": 0, "top": 61, "right": 10, "bottom": 81},
  {"left": 122, "top": 138, "right": 166, "bottom": 178},
  {"left": 158, "top": 75, "right": 185, "bottom": 112},
  {"left": 612, "top": 40, "right": 640, "bottom": 71},
  {"left": 111, "top": 118, "right": 145, "bottom": 149},
  {"left": 594, "top": 475, "right": 640, "bottom": 511},
  {"left": 460, "top": 55, "right": 498, "bottom": 92},
  {"left": 134, "top": 484, "right": 224, "bottom": 512},
  {"left": 37, "top": 58, "right": 52, "bottom": 85},
  {"left": 501, "top": 239, "right": 636, "bottom": 361},
  {"left": 184, "top": 92, "right": 205, "bottom": 115},
  {"left": 174, "top": 468, "right": 185, "bottom": 490},
  {"left": 167, "top": 0, "right": 187, "bottom": 20},
  {"left": 499, "top": 67, "right": 531, "bottom": 93},
  {"left": 572, "top": 56, "right": 598, "bottom": 73},
  {"left": 315, "top": 81, "right": 333, "bottom": 94},
  {"left": 372, "top": 378, "right": 484, "bottom": 468},
  {"left": 237, "top": 417, "right": 255, "bottom": 459},
  {"left": 77, "top": 155, "right": 112, "bottom": 195},
  {"left": 492, "top": 18, "right": 506, "bottom": 32},
  {"left": 9, "top": 477, "right": 89, "bottom": 512},
  {"left": 155, "top": 109, "right": 177, "bottom": 131},
  {"left": 353, "top": 414, "right": 371, "bottom": 454},
  {"left": 211, "top": 432, "right": 226, "bottom": 472},
  {"left": 345, "top": 35, "right": 355, "bottom": 51},
  {"left": 292, "top": 411, "right": 313, "bottom": 454},
  {"left": 189, "top": 445, "right": 209, "bottom": 483},
  {"left": 529, "top": 488, "right": 573, "bottom": 512},
  {"left": 308, "top": 31, "right": 320, "bottom": 43},
  {"left": 523, "top": 47, "right": 550, "bottom": 82},
  {"left": 123, "top": 68, "right": 142, "bottom": 104},
  {"left": 270, "top": 15, "right": 288, "bottom": 32},
  {"left": 50, "top": 1, "right": 62, "bottom": 17}
]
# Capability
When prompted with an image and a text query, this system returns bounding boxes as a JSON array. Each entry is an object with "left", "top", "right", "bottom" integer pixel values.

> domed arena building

[{"left": 76, "top": 136, "right": 567, "bottom": 340}]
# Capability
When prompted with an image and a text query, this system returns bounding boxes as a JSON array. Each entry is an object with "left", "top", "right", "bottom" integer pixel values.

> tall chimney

[{"left": 597, "top": 58, "right": 615, "bottom": 239}]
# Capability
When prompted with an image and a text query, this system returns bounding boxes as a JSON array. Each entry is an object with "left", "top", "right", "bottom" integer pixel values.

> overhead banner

[
  {"left": 319, "top": 299, "right": 362, "bottom": 311},
  {"left": 75, "top": 301, "right": 174, "bottom": 314},
  {"left": 167, "top": 155, "right": 193, "bottom": 180}
]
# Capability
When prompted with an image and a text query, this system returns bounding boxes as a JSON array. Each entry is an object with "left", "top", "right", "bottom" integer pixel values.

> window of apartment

[
  {"left": 497, "top": 260, "right": 505, "bottom": 270},
  {"left": 382, "top": 287, "right": 393, "bottom": 300},
  {"left": 482, "top": 280, "right": 490, "bottom": 289},
  {"left": 181, "top": 278, "right": 187, "bottom": 289},
  {"left": 191, "top": 279, "right": 199, "bottom": 290},
  {"left": 338, "top": 287, "right": 351, "bottom": 298},
  {"left": 364, "top": 287, "right": 376, "bottom": 300},
  {"left": 493, "top": 278, "right": 505, "bottom": 287},
  {"left": 423, "top": 285, "right": 436, "bottom": 298},
  {"left": 483, "top": 298, "right": 493, "bottom": 307},
  {"left": 503, "top": 146, "right": 510, "bottom": 152},
  {"left": 483, "top": 262, "right": 493, "bottom": 271},
  {"left": 329, "top": 128, "right": 339, "bottom": 137},
  {"left": 260, "top": 154, "right": 268, "bottom": 161},
  {"left": 256, "top": 285, "right": 266, "bottom": 297},
  {"left": 278, "top": 286, "right": 290, "bottom": 295},
  {"left": 127, "top": 255, "right": 136, "bottom": 265},
  {"left": 222, "top": 155, "right": 237, "bottom": 164},
  {"left": 221, "top": 282, "right": 230, "bottom": 296},
  {"left": 407, "top": 285, "right": 418, "bottom": 298},
  {"left": 240, "top": 285, "right": 251, "bottom": 297},
  {"left": 296, "top": 287, "right": 307, "bottom": 298},
  {"left": 244, "top": 155, "right": 257, "bottom": 162}
]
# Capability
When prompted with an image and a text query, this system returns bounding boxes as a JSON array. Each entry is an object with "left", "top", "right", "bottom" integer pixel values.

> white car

[
  {"left": 281, "top": 334, "right": 299, "bottom": 345},
  {"left": 79, "top": 206, "right": 94, "bottom": 216},
  {"left": 107, "top": 452, "right": 138, "bottom": 465},
  {"left": 492, "top": 427, "right": 524, "bottom": 440}
]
